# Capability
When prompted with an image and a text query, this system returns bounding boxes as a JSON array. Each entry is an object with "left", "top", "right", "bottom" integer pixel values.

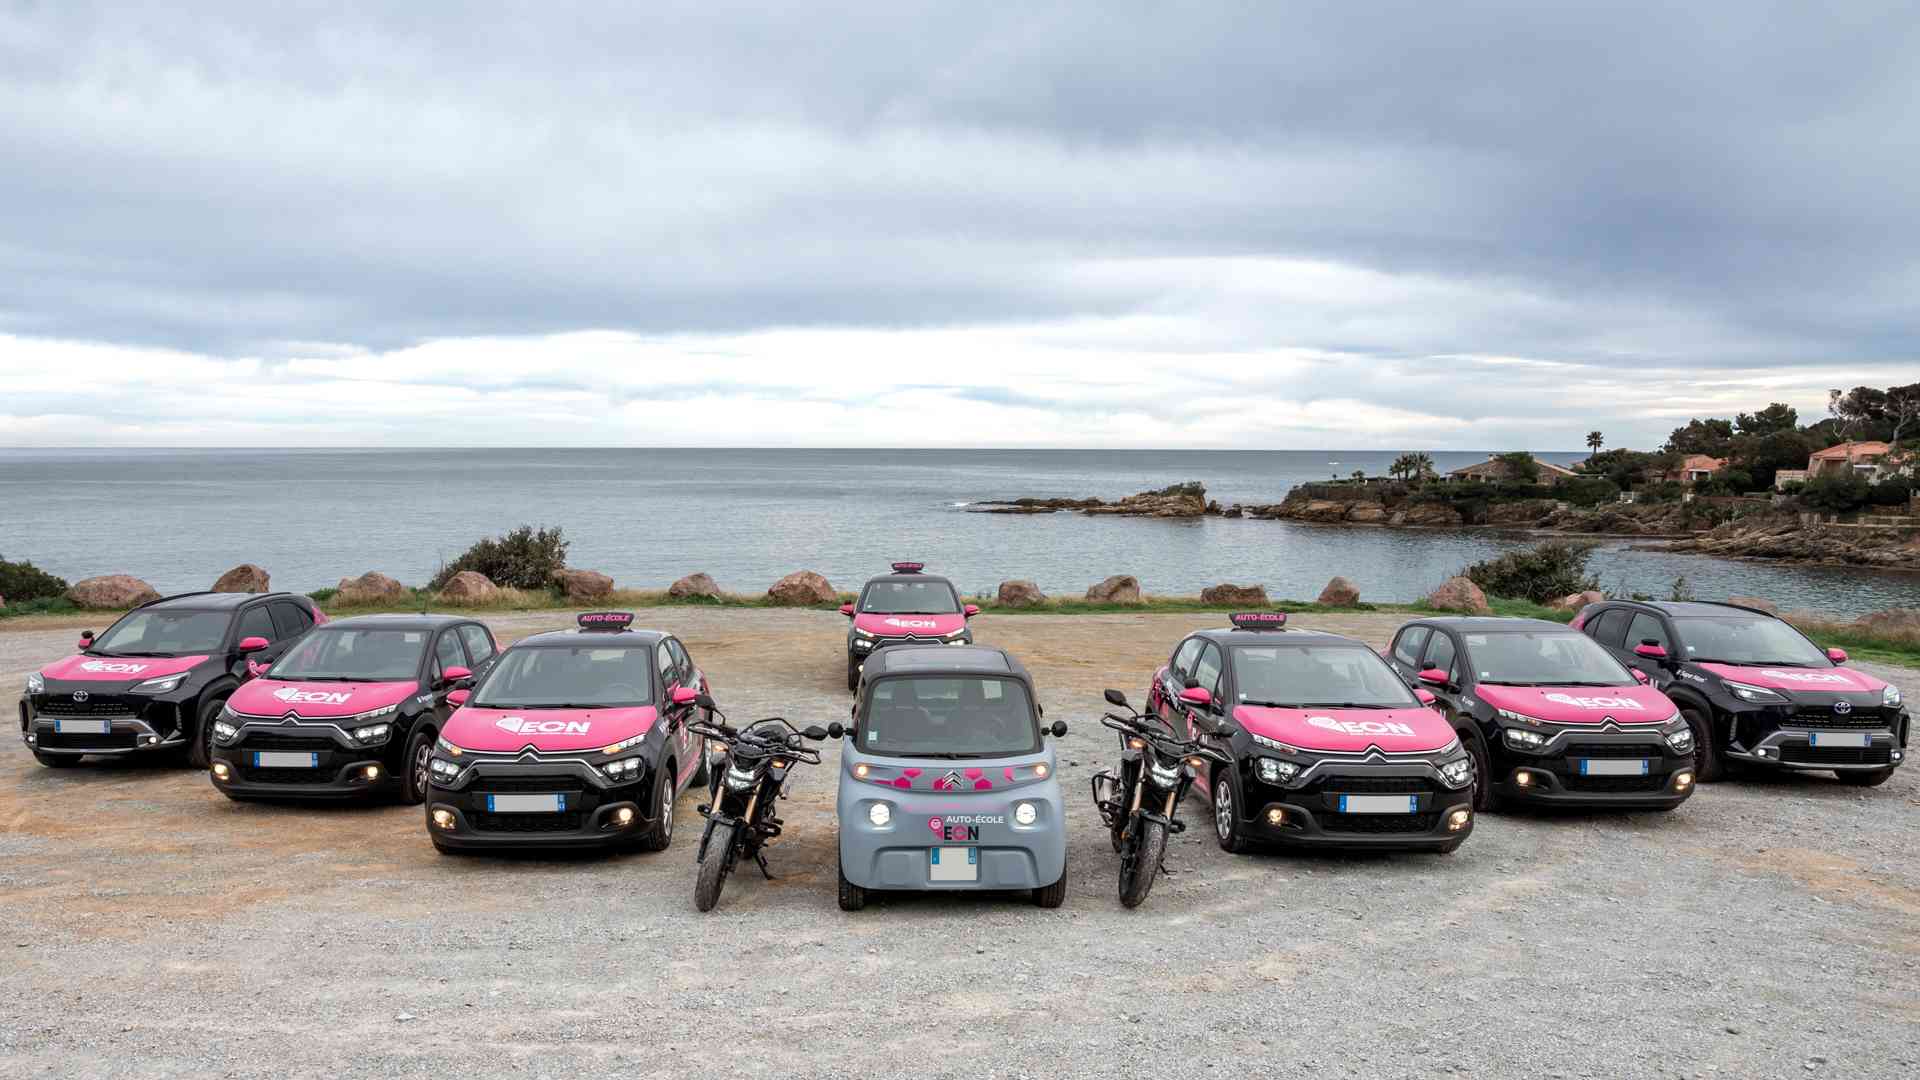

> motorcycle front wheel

[
  {"left": 1118, "top": 818, "right": 1167, "bottom": 908},
  {"left": 694, "top": 821, "right": 736, "bottom": 912}
]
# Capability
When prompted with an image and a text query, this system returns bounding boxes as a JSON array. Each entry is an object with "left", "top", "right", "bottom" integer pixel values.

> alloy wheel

[{"left": 1214, "top": 778, "right": 1233, "bottom": 840}]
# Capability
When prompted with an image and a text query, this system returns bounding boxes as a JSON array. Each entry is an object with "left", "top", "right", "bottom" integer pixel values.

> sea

[{"left": 3, "top": 448, "right": 1916, "bottom": 617}]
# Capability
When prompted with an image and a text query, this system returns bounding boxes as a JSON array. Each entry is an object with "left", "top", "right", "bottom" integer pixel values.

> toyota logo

[
  {"left": 1833, "top": 700, "right": 1853, "bottom": 715},
  {"left": 71, "top": 691, "right": 89, "bottom": 703}
]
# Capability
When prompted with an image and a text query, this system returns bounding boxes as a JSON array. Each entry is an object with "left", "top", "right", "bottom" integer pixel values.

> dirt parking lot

[{"left": 2, "top": 607, "right": 1917, "bottom": 1079}]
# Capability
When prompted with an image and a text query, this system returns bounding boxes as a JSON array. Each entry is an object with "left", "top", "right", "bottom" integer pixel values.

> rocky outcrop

[
  {"left": 1552, "top": 590, "right": 1605, "bottom": 611},
  {"left": 996, "top": 580, "right": 1047, "bottom": 607},
  {"left": 1726, "top": 595, "right": 1778, "bottom": 614},
  {"left": 1482, "top": 500, "right": 1558, "bottom": 526},
  {"left": 438, "top": 571, "right": 500, "bottom": 602},
  {"left": 1427, "top": 576, "right": 1491, "bottom": 614},
  {"left": 1397, "top": 503, "right": 1464, "bottom": 527},
  {"left": 334, "top": 571, "right": 406, "bottom": 604},
  {"left": 555, "top": 569, "right": 615, "bottom": 602},
  {"left": 1200, "top": 583, "right": 1268, "bottom": 606},
  {"left": 1856, "top": 608, "right": 1920, "bottom": 636},
  {"left": 974, "top": 483, "right": 1207, "bottom": 519},
  {"left": 1658, "top": 516, "right": 1919, "bottom": 570},
  {"left": 211, "top": 564, "right": 270, "bottom": 593},
  {"left": 1086, "top": 575, "right": 1143, "bottom": 604},
  {"left": 67, "top": 575, "right": 162, "bottom": 610},
  {"left": 767, "top": 571, "right": 836, "bottom": 605},
  {"left": 1317, "top": 577, "right": 1361, "bottom": 607},
  {"left": 668, "top": 573, "right": 721, "bottom": 600}
]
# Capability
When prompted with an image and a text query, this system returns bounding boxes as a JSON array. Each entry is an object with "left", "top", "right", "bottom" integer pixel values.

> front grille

[
  {"left": 1780, "top": 746, "right": 1892, "bottom": 766},
  {"left": 471, "top": 774, "right": 585, "bottom": 793},
  {"left": 1789, "top": 709, "right": 1887, "bottom": 730},
  {"left": 38, "top": 698, "right": 139, "bottom": 717},
  {"left": 37, "top": 730, "right": 140, "bottom": 750},
  {"left": 1301, "top": 774, "right": 1440, "bottom": 797},
  {"left": 242, "top": 732, "right": 340, "bottom": 751},
  {"left": 1564, "top": 743, "right": 1665, "bottom": 759},
  {"left": 471, "top": 811, "right": 585, "bottom": 833},
  {"left": 1321, "top": 811, "right": 1439, "bottom": 834},
  {"left": 1564, "top": 773, "right": 1669, "bottom": 793}
]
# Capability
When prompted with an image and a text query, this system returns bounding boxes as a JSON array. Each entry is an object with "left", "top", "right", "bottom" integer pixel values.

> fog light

[
  {"left": 1514, "top": 770, "right": 1534, "bottom": 787},
  {"left": 1892, "top": 750, "right": 1904, "bottom": 762},
  {"left": 1013, "top": 802, "right": 1037, "bottom": 826},
  {"left": 868, "top": 802, "right": 891, "bottom": 826},
  {"left": 1755, "top": 747, "right": 1769, "bottom": 757},
  {"left": 1032, "top": 763, "right": 1050, "bottom": 779},
  {"left": 364, "top": 765, "right": 381, "bottom": 781},
  {"left": 140, "top": 734, "right": 159, "bottom": 746},
  {"left": 614, "top": 806, "right": 635, "bottom": 826},
  {"left": 211, "top": 761, "right": 231, "bottom": 780},
  {"left": 1673, "top": 770, "right": 1694, "bottom": 790},
  {"left": 1265, "top": 808, "right": 1285, "bottom": 826},
  {"left": 24, "top": 734, "right": 35, "bottom": 745},
  {"left": 430, "top": 808, "right": 455, "bottom": 830},
  {"left": 1447, "top": 808, "right": 1471, "bottom": 832}
]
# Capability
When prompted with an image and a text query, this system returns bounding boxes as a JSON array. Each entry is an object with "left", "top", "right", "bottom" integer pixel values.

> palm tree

[{"left": 1586, "top": 431, "right": 1605, "bottom": 454}]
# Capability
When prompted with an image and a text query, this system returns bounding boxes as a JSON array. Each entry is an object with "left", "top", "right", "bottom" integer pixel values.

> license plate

[
  {"left": 54, "top": 719, "right": 109, "bottom": 735},
  {"left": 929, "top": 846, "right": 978, "bottom": 882},
  {"left": 1810, "top": 731, "right": 1869, "bottom": 748},
  {"left": 1578, "top": 758, "right": 1649, "bottom": 776},
  {"left": 1336, "top": 794, "right": 1417, "bottom": 814},
  {"left": 486, "top": 793, "right": 566, "bottom": 813},
  {"left": 254, "top": 751, "right": 319, "bottom": 768}
]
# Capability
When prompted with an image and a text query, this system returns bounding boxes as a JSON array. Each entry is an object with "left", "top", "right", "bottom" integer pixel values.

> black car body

[
  {"left": 1574, "top": 600, "right": 1909, "bottom": 785},
  {"left": 424, "top": 613, "right": 713, "bottom": 852},
  {"left": 1384, "top": 617, "right": 1696, "bottom": 811},
  {"left": 20, "top": 591, "right": 323, "bottom": 769},
  {"left": 839, "top": 562, "right": 978, "bottom": 690},
  {"left": 208, "top": 614, "right": 499, "bottom": 802}
]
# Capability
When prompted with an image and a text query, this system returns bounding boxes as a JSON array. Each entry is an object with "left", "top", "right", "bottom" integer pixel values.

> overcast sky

[{"left": 2, "top": 2, "right": 1914, "bottom": 450}]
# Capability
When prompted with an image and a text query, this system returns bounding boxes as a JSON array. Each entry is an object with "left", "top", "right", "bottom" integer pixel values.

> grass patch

[
  {"left": 0, "top": 597, "right": 82, "bottom": 619},
  {"left": 1779, "top": 616, "right": 1920, "bottom": 668}
]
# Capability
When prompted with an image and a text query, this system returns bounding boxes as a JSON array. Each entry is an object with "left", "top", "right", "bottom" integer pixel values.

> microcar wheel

[
  {"left": 1033, "top": 872, "right": 1066, "bottom": 909},
  {"left": 837, "top": 852, "right": 867, "bottom": 911}
]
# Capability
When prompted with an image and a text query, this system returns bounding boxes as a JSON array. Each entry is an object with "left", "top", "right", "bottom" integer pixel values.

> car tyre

[
  {"left": 846, "top": 657, "right": 860, "bottom": 693},
  {"left": 189, "top": 695, "right": 226, "bottom": 769},
  {"left": 1212, "top": 767, "right": 1249, "bottom": 853},
  {"left": 1835, "top": 766, "right": 1897, "bottom": 787},
  {"left": 837, "top": 850, "right": 867, "bottom": 911},
  {"left": 1682, "top": 707, "right": 1724, "bottom": 782},
  {"left": 1033, "top": 872, "right": 1067, "bottom": 909},
  {"left": 401, "top": 726, "right": 435, "bottom": 806},
  {"left": 639, "top": 760, "right": 677, "bottom": 852},
  {"left": 1462, "top": 726, "right": 1503, "bottom": 813},
  {"left": 31, "top": 751, "right": 79, "bottom": 768}
]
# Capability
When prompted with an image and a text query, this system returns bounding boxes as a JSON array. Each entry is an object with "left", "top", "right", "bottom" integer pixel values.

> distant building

[
  {"left": 1446, "top": 457, "right": 1580, "bottom": 485},
  {"left": 1806, "top": 441, "right": 1905, "bottom": 480},
  {"left": 1773, "top": 468, "right": 1808, "bottom": 490},
  {"left": 1661, "top": 454, "right": 1726, "bottom": 485}
]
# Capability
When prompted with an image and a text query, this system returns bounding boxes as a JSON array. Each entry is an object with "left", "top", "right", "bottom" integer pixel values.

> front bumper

[
  {"left": 426, "top": 756, "right": 653, "bottom": 849},
  {"left": 1493, "top": 732, "right": 1695, "bottom": 809},
  {"left": 1246, "top": 764, "right": 1473, "bottom": 850},
  {"left": 837, "top": 779, "right": 1065, "bottom": 890},
  {"left": 21, "top": 693, "right": 186, "bottom": 758},
  {"left": 209, "top": 721, "right": 400, "bottom": 799},
  {"left": 849, "top": 633, "right": 972, "bottom": 660},
  {"left": 1720, "top": 700, "right": 1908, "bottom": 772}
]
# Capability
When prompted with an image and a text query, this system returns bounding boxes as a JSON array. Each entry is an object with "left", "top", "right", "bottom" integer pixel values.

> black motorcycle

[
  {"left": 1091, "top": 688, "right": 1231, "bottom": 908},
  {"left": 687, "top": 701, "right": 829, "bottom": 912}
]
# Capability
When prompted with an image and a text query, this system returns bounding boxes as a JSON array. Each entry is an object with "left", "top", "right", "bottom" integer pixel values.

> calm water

[{"left": 2, "top": 448, "right": 1916, "bottom": 617}]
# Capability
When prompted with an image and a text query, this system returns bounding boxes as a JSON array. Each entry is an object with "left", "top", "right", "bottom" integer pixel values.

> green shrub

[
  {"left": 1560, "top": 476, "right": 1621, "bottom": 508},
  {"left": 1869, "top": 477, "right": 1912, "bottom": 507},
  {"left": 1799, "top": 472, "right": 1871, "bottom": 514},
  {"left": 1461, "top": 540, "right": 1600, "bottom": 604},
  {"left": 1149, "top": 481, "right": 1207, "bottom": 499},
  {"left": 430, "top": 525, "right": 571, "bottom": 591},
  {"left": 0, "top": 556, "right": 69, "bottom": 603},
  {"left": 1636, "top": 481, "right": 1685, "bottom": 504}
]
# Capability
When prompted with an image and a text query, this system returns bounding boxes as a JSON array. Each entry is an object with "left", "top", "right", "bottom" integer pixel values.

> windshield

[
  {"left": 1675, "top": 617, "right": 1829, "bottom": 666},
  {"left": 1465, "top": 631, "right": 1634, "bottom": 686},
  {"left": 268, "top": 628, "right": 427, "bottom": 682},
  {"left": 471, "top": 644, "right": 655, "bottom": 708},
  {"left": 859, "top": 676, "right": 1039, "bottom": 757},
  {"left": 91, "top": 610, "right": 229, "bottom": 656},
  {"left": 859, "top": 580, "right": 959, "bottom": 615},
  {"left": 1231, "top": 645, "right": 1419, "bottom": 708}
]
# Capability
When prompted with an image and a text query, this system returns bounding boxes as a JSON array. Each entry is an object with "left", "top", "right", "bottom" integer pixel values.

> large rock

[
  {"left": 1552, "top": 590, "right": 1606, "bottom": 611},
  {"left": 1726, "top": 595, "right": 1779, "bottom": 614},
  {"left": 1427, "top": 576, "right": 1491, "bottom": 614},
  {"left": 1200, "top": 583, "right": 1268, "bottom": 606},
  {"left": 555, "top": 569, "right": 615, "bottom": 602},
  {"left": 439, "top": 571, "right": 499, "bottom": 602},
  {"left": 1317, "top": 576, "right": 1362, "bottom": 607},
  {"left": 67, "top": 575, "right": 161, "bottom": 610},
  {"left": 667, "top": 572, "right": 721, "bottom": 600},
  {"left": 996, "top": 580, "right": 1047, "bottom": 607},
  {"left": 1344, "top": 503, "right": 1390, "bottom": 523},
  {"left": 335, "top": 571, "right": 406, "bottom": 604},
  {"left": 766, "top": 571, "right": 836, "bottom": 606},
  {"left": 1856, "top": 607, "right": 1920, "bottom": 636},
  {"left": 211, "top": 564, "right": 270, "bottom": 593},
  {"left": 1086, "top": 575, "right": 1143, "bottom": 604}
]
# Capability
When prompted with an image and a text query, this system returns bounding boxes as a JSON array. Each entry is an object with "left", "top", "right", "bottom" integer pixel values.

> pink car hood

[
  {"left": 41, "top": 654, "right": 210, "bottom": 682},
  {"left": 441, "top": 704, "right": 658, "bottom": 754},
  {"left": 1698, "top": 663, "right": 1886, "bottom": 693},
  {"left": 853, "top": 612, "right": 966, "bottom": 637},
  {"left": 229, "top": 678, "right": 419, "bottom": 719},
  {"left": 1232, "top": 704, "right": 1456, "bottom": 754},
  {"left": 1475, "top": 683, "right": 1677, "bottom": 724}
]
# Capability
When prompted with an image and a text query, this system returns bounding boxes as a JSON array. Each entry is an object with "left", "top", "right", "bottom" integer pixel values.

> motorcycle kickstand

[{"left": 752, "top": 847, "right": 776, "bottom": 880}]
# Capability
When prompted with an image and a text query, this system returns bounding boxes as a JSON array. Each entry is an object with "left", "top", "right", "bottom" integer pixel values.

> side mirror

[
  {"left": 963, "top": 604, "right": 980, "bottom": 618},
  {"left": 1049, "top": 720, "right": 1068, "bottom": 737},
  {"left": 1417, "top": 668, "right": 1448, "bottom": 688},
  {"left": 1178, "top": 687, "right": 1213, "bottom": 708},
  {"left": 670, "top": 686, "right": 699, "bottom": 708},
  {"left": 1826, "top": 647, "right": 1849, "bottom": 665},
  {"left": 695, "top": 693, "right": 718, "bottom": 711},
  {"left": 1632, "top": 642, "right": 1669, "bottom": 661},
  {"left": 1414, "top": 688, "right": 1437, "bottom": 705},
  {"left": 1630, "top": 668, "right": 1651, "bottom": 684},
  {"left": 238, "top": 636, "right": 270, "bottom": 653},
  {"left": 446, "top": 688, "right": 471, "bottom": 707},
  {"left": 1103, "top": 688, "right": 1129, "bottom": 708},
  {"left": 77, "top": 631, "right": 95, "bottom": 652},
  {"left": 839, "top": 603, "right": 855, "bottom": 617},
  {"left": 442, "top": 665, "right": 472, "bottom": 686},
  {"left": 828, "top": 722, "right": 846, "bottom": 739},
  {"left": 802, "top": 724, "right": 829, "bottom": 740}
]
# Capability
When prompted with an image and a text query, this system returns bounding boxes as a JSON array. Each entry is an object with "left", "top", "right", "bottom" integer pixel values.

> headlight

[
  {"left": 1504, "top": 727, "right": 1548, "bottom": 751},
  {"left": 212, "top": 720, "right": 239, "bottom": 743},
  {"left": 1013, "top": 801, "right": 1038, "bottom": 826},
  {"left": 1723, "top": 680, "right": 1789, "bottom": 705},
  {"left": 1438, "top": 756, "right": 1474, "bottom": 789},
  {"left": 854, "top": 627, "right": 875, "bottom": 640},
  {"left": 351, "top": 702, "right": 399, "bottom": 723},
  {"left": 129, "top": 673, "right": 187, "bottom": 695},
  {"left": 429, "top": 757, "right": 461, "bottom": 783},
  {"left": 435, "top": 735, "right": 464, "bottom": 757},
  {"left": 1251, "top": 733, "right": 1301, "bottom": 754},
  {"left": 601, "top": 733, "right": 646, "bottom": 755},
  {"left": 1663, "top": 717, "right": 1694, "bottom": 753},
  {"left": 1496, "top": 707, "right": 1546, "bottom": 726},
  {"left": 603, "top": 756, "right": 643, "bottom": 781},
  {"left": 852, "top": 639, "right": 872, "bottom": 651},
  {"left": 724, "top": 764, "right": 758, "bottom": 791},
  {"left": 25, "top": 672, "right": 43, "bottom": 695},
  {"left": 1147, "top": 760, "right": 1181, "bottom": 787},
  {"left": 942, "top": 628, "right": 969, "bottom": 641},
  {"left": 1255, "top": 757, "right": 1301, "bottom": 784},
  {"left": 1885, "top": 685, "right": 1903, "bottom": 708},
  {"left": 351, "top": 723, "right": 392, "bottom": 745},
  {"left": 867, "top": 802, "right": 891, "bottom": 826}
]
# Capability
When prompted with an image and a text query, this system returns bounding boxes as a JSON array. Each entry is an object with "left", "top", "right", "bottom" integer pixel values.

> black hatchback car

[{"left": 20, "top": 591, "right": 323, "bottom": 769}]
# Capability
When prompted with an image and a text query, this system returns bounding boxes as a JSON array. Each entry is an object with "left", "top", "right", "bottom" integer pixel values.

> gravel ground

[{"left": 1, "top": 607, "right": 1916, "bottom": 1080}]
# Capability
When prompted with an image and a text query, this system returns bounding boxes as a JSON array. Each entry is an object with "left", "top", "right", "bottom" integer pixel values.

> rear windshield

[
  {"left": 860, "top": 676, "right": 1038, "bottom": 758},
  {"left": 860, "top": 580, "right": 959, "bottom": 615},
  {"left": 1674, "top": 617, "right": 1827, "bottom": 667},
  {"left": 1464, "top": 631, "right": 1634, "bottom": 687},
  {"left": 472, "top": 645, "right": 654, "bottom": 708},
  {"left": 1230, "top": 645, "right": 1418, "bottom": 708},
  {"left": 91, "top": 610, "right": 229, "bottom": 657},
  {"left": 269, "top": 629, "right": 427, "bottom": 682}
]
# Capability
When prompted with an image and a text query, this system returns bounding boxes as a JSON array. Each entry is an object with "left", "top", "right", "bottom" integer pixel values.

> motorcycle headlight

[
  {"left": 351, "top": 722, "right": 392, "bottom": 745},
  {"left": 603, "top": 756, "right": 644, "bottom": 781},
  {"left": 1885, "top": 684, "right": 1903, "bottom": 708},
  {"left": 724, "top": 764, "right": 758, "bottom": 791},
  {"left": 1013, "top": 801, "right": 1038, "bottom": 826},
  {"left": 1663, "top": 717, "right": 1694, "bottom": 753},
  {"left": 1503, "top": 727, "right": 1548, "bottom": 751},
  {"left": 211, "top": 720, "right": 239, "bottom": 744},
  {"left": 129, "top": 673, "right": 188, "bottom": 695},
  {"left": 1255, "top": 757, "right": 1301, "bottom": 784},
  {"left": 25, "top": 672, "right": 43, "bottom": 695},
  {"left": 1437, "top": 756, "right": 1474, "bottom": 789},
  {"left": 1147, "top": 760, "right": 1181, "bottom": 787},
  {"left": 1724, "top": 680, "right": 1789, "bottom": 705}
]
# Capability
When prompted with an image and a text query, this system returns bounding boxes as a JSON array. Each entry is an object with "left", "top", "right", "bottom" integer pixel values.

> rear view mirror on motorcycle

[
  {"left": 802, "top": 725, "right": 830, "bottom": 740},
  {"left": 1103, "top": 688, "right": 1129, "bottom": 708},
  {"left": 828, "top": 722, "right": 846, "bottom": 739},
  {"left": 1049, "top": 720, "right": 1068, "bottom": 737}
]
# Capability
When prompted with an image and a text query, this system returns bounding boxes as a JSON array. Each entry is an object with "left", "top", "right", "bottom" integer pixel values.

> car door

[
  {"left": 1387, "top": 625, "right": 1431, "bottom": 684},
  {"left": 1584, "top": 607, "right": 1635, "bottom": 664},
  {"left": 662, "top": 638, "right": 700, "bottom": 787},
  {"left": 231, "top": 603, "right": 288, "bottom": 677},
  {"left": 1179, "top": 642, "right": 1226, "bottom": 743},
  {"left": 456, "top": 623, "right": 498, "bottom": 679},
  {"left": 1418, "top": 629, "right": 1465, "bottom": 709},
  {"left": 1621, "top": 611, "right": 1675, "bottom": 681},
  {"left": 1154, "top": 637, "right": 1204, "bottom": 723},
  {"left": 428, "top": 629, "right": 471, "bottom": 720}
]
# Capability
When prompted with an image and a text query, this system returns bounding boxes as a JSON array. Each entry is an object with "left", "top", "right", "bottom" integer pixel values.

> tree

[
  {"left": 1388, "top": 452, "right": 1435, "bottom": 482},
  {"left": 1735, "top": 402, "right": 1798, "bottom": 437},
  {"left": 1586, "top": 431, "right": 1604, "bottom": 454},
  {"left": 1728, "top": 428, "right": 1819, "bottom": 490},
  {"left": 1829, "top": 383, "right": 1920, "bottom": 445},
  {"left": 1665, "top": 417, "right": 1735, "bottom": 457},
  {"left": 1493, "top": 451, "right": 1540, "bottom": 484}
]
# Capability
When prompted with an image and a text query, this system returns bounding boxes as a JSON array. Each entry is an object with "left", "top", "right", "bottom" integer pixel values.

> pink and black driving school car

[
  {"left": 20, "top": 591, "right": 324, "bottom": 769},
  {"left": 423, "top": 612, "right": 713, "bottom": 852},
  {"left": 840, "top": 562, "right": 978, "bottom": 690},
  {"left": 1149, "top": 613, "right": 1476, "bottom": 853},
  {"left": 208, "top": 614, "right": 498, "bottom": 803},
  {"left": 1385, "top": 617, "right": 1695, "bottom": 812}
]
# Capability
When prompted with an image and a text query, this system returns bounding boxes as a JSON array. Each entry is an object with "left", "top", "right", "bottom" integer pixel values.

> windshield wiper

[
  {"left": 1240, "top": 699, "right": 1301, "bottom": 708},
  {"left": 1297, "top": 701, "right": 1398, "bottom": 709},
  {"left": 1478, "top": 680, "right": 1541, "bottom": 686}
]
